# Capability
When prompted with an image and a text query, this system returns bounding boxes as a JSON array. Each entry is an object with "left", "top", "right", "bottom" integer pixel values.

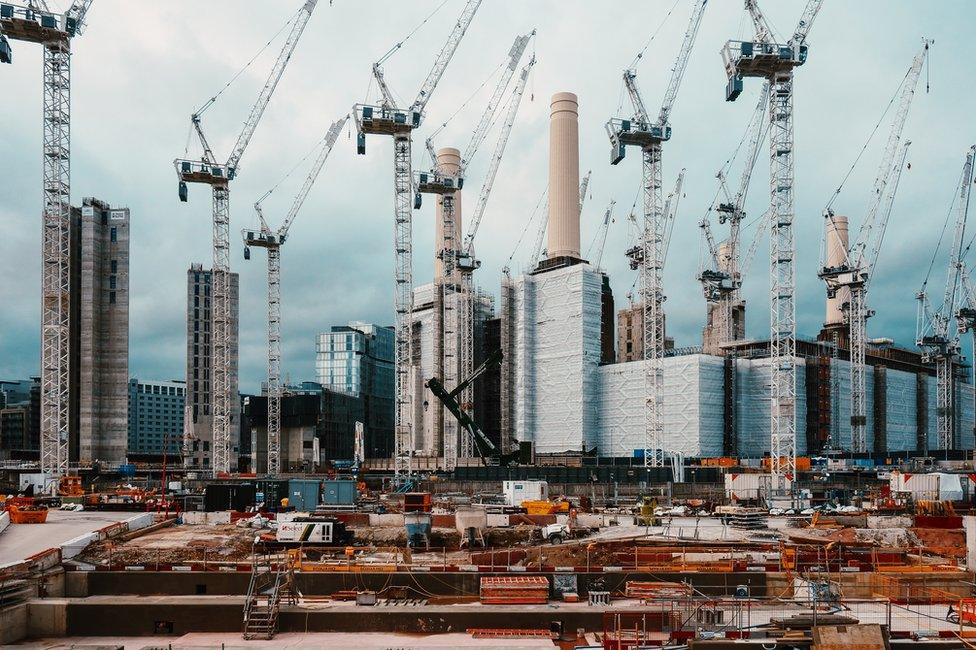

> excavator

[{"left": 425, "top": 350, "right": 521, "bottom": 467}]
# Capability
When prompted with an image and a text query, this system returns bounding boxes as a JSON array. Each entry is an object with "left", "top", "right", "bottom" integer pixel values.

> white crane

[
  {"left": 819, "top": 41, "right": 928, "bottom": 454},
  {"left": 606, "top": 0, "right": 707, "bottom": 470},
  {"left": 698, "top": 83, "right": 768, "bottom": 350},
  {"left": 721, "top": 0, "right": 824, "bottom": 496},
  {"left": 242, "top": 116, "right": 346, "bottom": 476},
  {"left": 917, "top": 145, "right": 975, "bottom": 451},
  {"left": 353, "top": 0, "right": 482, "bottom": 484},
  {"left": 530, "top": 170, "right": 591, "bottom": 269},
  {"left": 2, "top": 0, "right": 94, "bottom": 477},
  {"left": 587, "top": 200, "right": 617, "bottom": 270},
  {"left": 412, "top": 33, "right": 531, "bottom": 467},
  {"left": 174, "top": 0, "right": 318, "bottom": 474}
]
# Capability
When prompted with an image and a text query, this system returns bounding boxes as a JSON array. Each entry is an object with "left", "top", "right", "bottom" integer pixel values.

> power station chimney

[
  {"left": 547, "top": 92, "right": 581, "bottom": 260},
  {"left": 824, "top": 214, "right": 850, "bottom": 327},
  {"left": 434, "top": 147, "right": 462, "bottom": 281}
]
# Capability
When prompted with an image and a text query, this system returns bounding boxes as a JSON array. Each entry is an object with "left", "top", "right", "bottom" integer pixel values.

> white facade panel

[
  {"left": 513, "top": 264, "right": 603, "bottom": 453},
  {"left": 735, "top": 357, "right": 808, "bottom": 458},
  {"left": 596, "top": 355, "right": 724, "bottom": 458}
]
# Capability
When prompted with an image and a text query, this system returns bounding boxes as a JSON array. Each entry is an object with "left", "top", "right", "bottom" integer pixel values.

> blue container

[
  {"left": 287, "top": 479, "right": 321, "bottom": 512},
  {"left": 323, "top": 479, "right": 357, "bottom": 506},
  {"left": 119, "top": 463, "right": 136, "bottom": 477}
]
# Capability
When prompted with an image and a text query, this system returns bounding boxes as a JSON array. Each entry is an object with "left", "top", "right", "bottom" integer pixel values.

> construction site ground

[
  {"left": 0, "top": 510, "right": 132, "bottom": 564},
  {"left": 72, "top": 514, "right": 968, "bottom": 567},
  {"left": 8, "top": 632, "right": 558, "bottom": 648}
]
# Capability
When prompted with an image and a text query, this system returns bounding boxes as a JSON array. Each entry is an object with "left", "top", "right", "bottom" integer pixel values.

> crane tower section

[{"left": 721, "top": 0, "right": 823, "bottom": 497}]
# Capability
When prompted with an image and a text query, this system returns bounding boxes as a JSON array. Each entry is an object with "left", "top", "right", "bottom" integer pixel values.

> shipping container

[
  {"left": 255, "top": 480, "right": 289, "bottom": 509},
  {"left": 889, "top": 472, "right": 940, "bottom": 501},
  {"left": 204, "top": 483, "right": 256, "bottom": 512},
  {"left": 503, "top": 480, "right": 548, "bottom": 506},
  {"left": 323, "top": 479, "right": 357, "bottom": 505},
  {"left": 287, "top": 479, "right": 321, "bottom": 512}
]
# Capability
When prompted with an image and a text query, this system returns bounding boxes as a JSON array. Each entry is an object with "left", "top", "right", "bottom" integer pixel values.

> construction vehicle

[
  {"left": 425, "top": 349, "right": 520, "bottom": 466},
  {"left": 633, "top": 495, "right": 659, "bottom": 527},
  {"left": 264, "top": 517, "right": 352, "bottom": 546},
  {"left": 544, "top": 522, "right": 570, "bottom": 544}
]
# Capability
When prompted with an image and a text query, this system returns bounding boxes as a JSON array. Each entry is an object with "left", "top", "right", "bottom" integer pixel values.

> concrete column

[
  {"left": 434, "top": 147, "right": 462, "bottom": 281},
  {"left": 824, "top": 215, "right": 850, "bottom": 326},
  {"left": 547, "top": 92, "right": 581, "bottom": 260}
]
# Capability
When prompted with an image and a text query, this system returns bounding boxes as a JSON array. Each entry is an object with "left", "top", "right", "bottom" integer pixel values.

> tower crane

[
  {"left": 698, "top": 83, "right": 768, "bottom": 349},
  {"left": 353, "top": 0, "right": 482, "bottom": 484},
  {"left": 530, "top": 170, "right": 591, "bottom": 269},
  {"left": 588, "top": 200, "right": 617, "bottom": 270},
  {"left": 917, "top": 146, "right": 975, "bottom": 451},
  {"left": 721, "top": 0, "right": 824, "bottom": 496},
  {"left": 173, "top": 0, "right": 318, "bottom": 474},
  {"left": 411, "top": 33, "right": 530, "bottom": 468},
  {"left": 242, "top": 116, "right": 346, "bottom": 476},
  {"left": 606, "top": 0, "right": 708, "bottom": 470},
  {"left": 819, "top": 41, "right": 928, "bottom": 454},
  {"left": 2, "top": 0, "right": 94, "bottom": 477}
]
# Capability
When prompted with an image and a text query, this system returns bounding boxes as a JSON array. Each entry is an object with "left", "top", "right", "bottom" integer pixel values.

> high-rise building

[
  {"left": 127, "top": 379, "right": 185, "bottom": 458},
  {"left": 616, "top": 304, "right": 674, "bottom": 363},
  {"left": 0, "top": 377, "right": 40, "bottom": 460},
  {"left": 70, "top": 198, "right": 129, "bottom": 463},
  {"left": 315, "top": 322, "right": 394, "bottom": 457},
  {"left": 185, "top": 263, "right": 240, "bottom": 470}
]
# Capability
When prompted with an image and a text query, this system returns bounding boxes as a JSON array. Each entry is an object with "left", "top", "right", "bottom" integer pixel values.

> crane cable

[
  {"left": 616, "top": 0, "right": 682, "bottom": 114},
  {"left": 919, "top": 166, "right": 965, "bottom": 296},
  {"left": 507, "top": 186, "right": 548, "bottom": 266},
  {"left": 365, "top": 0, "right": 450, "bottom": 105},
  {"left": 253, "top": 115, "right": 349, "bottom": 210},
  {"left": 183, "top": 7, "right": 300, "bottom": 158}
]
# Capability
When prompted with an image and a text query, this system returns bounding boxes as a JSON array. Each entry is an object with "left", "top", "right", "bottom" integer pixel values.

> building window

[
  {"left": 110, "top": 227, "right": 117, "bottom": 242},
  {"left": 109, "top": 276, "right": 117, "bottom": 290},
  {"left": 109, "top": 291, "right": 116, "bottom": 304},
  {"left": 110, "top": 259, "right": 117, "bottom": 273},
  {"left": 203, "top": 441, "right": 210, "bottom": 451}
]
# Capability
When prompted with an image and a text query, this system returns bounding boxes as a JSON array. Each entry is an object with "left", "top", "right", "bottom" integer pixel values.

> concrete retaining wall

[
  {"left": 181, "top": 511, "right": 231, "bottom": 526},
  {"left": 80, "top": 569, "right": 768, "bottom": 598}
]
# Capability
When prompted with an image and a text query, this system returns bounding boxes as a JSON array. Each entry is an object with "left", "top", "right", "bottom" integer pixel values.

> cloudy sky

[{"left": 1, "top": 0, "right": 973, "bottom": 393}]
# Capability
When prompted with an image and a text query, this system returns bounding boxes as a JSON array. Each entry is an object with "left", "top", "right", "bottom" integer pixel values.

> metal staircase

[{"left": 242, "top": 552, "right": 295, "bottom": 640}]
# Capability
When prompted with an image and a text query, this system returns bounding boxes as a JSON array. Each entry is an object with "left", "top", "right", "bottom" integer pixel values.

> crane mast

[
  {"left": 591, "top": 200, "right": 617, "bottom": 269},
  {"left": 354, "top": 0, "right": 482, "bottom": 484},
  {"left": 819, "top": 42, "right": 927, "bottom": 453},
  {"left": 721, "top": 0, "right": 823, "bottom": 499},
  {"left": 698, "top": 84, "right": 768, "bottom": 350},
  {"left": 2, "top": 0, "right": 94, "bottom": 478},
  {"left": 174, "top": 0, "right": 317, "bottom": 474},
  {"left": 606, "top": 0, "right": 708, "bottom": 470},
  {"left": 413, "top": 32, "right": 528, "bottom": 467},
  {"left": 242, "top": 117, "right": 345, "bottom": 476},
  {"left": 918, "top": 146, "right": 974, "bottom": 451}
]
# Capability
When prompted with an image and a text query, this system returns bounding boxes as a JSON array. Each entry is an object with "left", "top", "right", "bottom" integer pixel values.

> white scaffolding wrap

[
  {"left": 829, "top": 359, "right": 876, "bottom": 452},
  {"left": 597, "top": 355, "right": 725, "bottom": 458},
  {"left": 885, "top": 367, "right": 918, "bottom": 452},
  {"left": 736, "top": 357, "right": 808, "bottom": 457},
  {"left": 514, "top": 264, "right": 603, "bottom": 453}
]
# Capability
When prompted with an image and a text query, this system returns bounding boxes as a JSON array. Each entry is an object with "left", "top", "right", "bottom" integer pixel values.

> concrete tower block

[
  {"left": 547, "top": 92, "right": 580, "bottom": 259},
  {"left": 434, "top": 147, "right": 462, "bottom": 280},
  {"left": 825, "top": 215, "right": 850, "bottom": 326}
]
